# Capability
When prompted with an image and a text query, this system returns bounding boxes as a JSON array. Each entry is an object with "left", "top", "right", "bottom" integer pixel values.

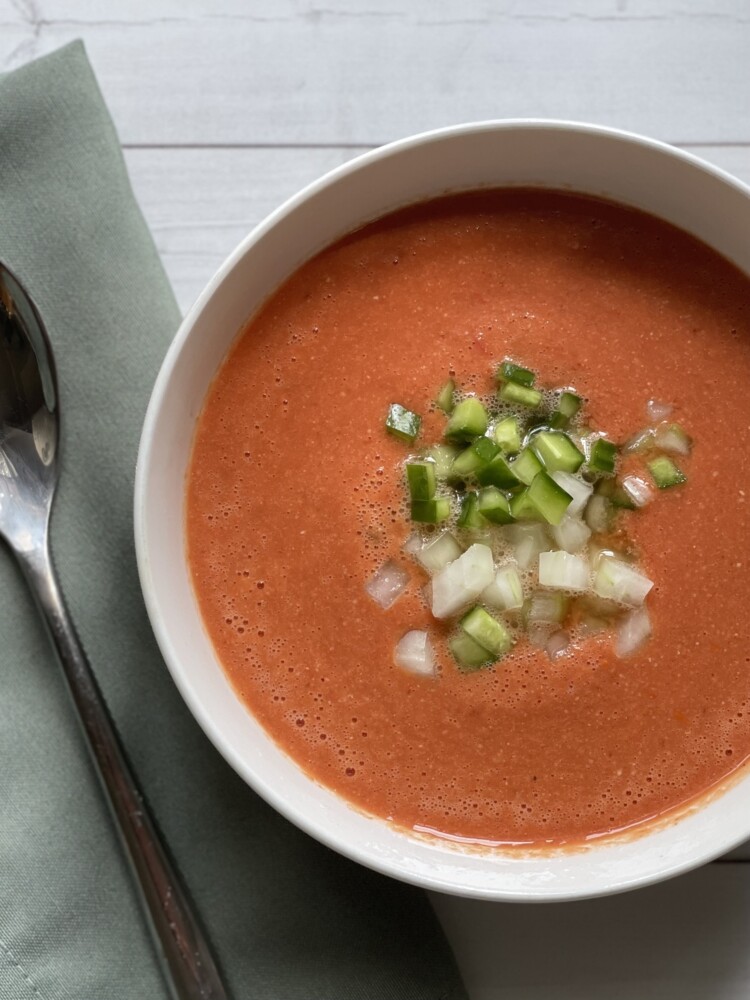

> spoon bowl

[
  {"left": 0, "top": 261, "right": 228, "bottom": 1000},
  {"left": 0, "top": 266, "right": 58, "bottom": 553}
]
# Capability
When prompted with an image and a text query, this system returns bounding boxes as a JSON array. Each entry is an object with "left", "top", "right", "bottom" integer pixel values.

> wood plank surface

[
  {"left": 1, "top": 1, "right": 749, "bottom": 146},
  {"left": 124, "top": 143, "right": 750, "bottom": 312}
]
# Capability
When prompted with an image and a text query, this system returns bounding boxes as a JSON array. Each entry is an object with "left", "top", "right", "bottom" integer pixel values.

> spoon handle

[{"left": 18, "top": 537, "right": 229, "bottom": 1000}]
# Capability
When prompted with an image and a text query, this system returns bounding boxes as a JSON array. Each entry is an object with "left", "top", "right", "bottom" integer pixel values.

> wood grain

[
  {"left": 1, "top": 0, "right": 749, "bottom": 146},
  {"left": 125, "top": 143, "right": 750, "bottom": 311}
]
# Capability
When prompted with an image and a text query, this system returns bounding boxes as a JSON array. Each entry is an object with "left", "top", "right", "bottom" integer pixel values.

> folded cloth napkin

[{"left": 0, "top": 42, "right": 467, "bottom": 1000}]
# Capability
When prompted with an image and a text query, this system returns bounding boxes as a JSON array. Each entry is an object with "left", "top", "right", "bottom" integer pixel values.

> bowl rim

[{"left": 134, "top": 118, "right": 750, "bottom": 901}]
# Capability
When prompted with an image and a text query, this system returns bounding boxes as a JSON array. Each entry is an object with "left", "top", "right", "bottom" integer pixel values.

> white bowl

[{"left": 135, "top": 120, "right": 750, "bottom": 901}]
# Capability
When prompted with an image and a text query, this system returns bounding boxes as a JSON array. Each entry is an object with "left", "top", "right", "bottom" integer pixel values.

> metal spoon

[{"left": 0, "top": 261, "right": 229, "bottom": 1000}]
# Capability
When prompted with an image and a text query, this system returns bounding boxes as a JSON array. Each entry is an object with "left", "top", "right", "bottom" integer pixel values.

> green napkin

[{"left": 0, "top": 42, "right": 467, "bottom": 1000}]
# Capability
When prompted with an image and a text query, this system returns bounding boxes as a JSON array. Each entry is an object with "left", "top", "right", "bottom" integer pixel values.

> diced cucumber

[
  {"left": 457, "top": 492, "right": 485, "bottom": 530},
  {"left": 531, "top": 431, "right": 585, "bottom": 473},
  {"left": 595, "top": 476, "right": 636, "bottom": 510},
  {"left": 445, "top": 397, "right": 489, "bottom": 442},
  {"left": 493, "top": 416, "right": 522, "bottom": 455},
  {"left": 460, "top": 606, "right": 513, "bottom": 657},
  {"left": 451, "top": 436, "right": 500, "bottom": 477},
  {"left": 509, "top": 488, "right": 539, "bottom": 521},
  {"left": 425, "top": 444, "right": 461, "bottom": 479},
  {"left": 476, "top": 453, "right": 520, "bottom": 489},
  {"left": 385, "top": 403, "right": 421, "bottom": 443},
  {"left": 411, "top": 497, "right": 451, "bottom": 523},
  {"left": 498, "top": 382, "right": 543, "bottom": 408},
  {"left": 527, "top": 471, "right": 573, "bottom": 525},
  {"left": 612, "top": 485, "right": 637, "bottom": 510},
  {"left": 498, "top": 360, "right": 535, "bottom": 387},
  {"left": 648, "top": 455, "right": 686, "bottom": 489},
  {"left": 558, "top": 391, "right": 582, "bottom": 419},
  {"left": 482, "top": 565, "right": 524, "bottom": 611},
  {"left": 436, "top": 378, "right": 455, "bottom": 414},
  {"left": 406, "top": 461, "right": 436, "bottom": 501},
  {"left": 548, "top": 392, "right": 581, "bottom": 430},
  {"left": 511, "top": 447, "right": 544, "bottom": 486},
  {"left": 477, "top": 487, "right": 515, "bottom": 524},
  {"left": 549, "top": 471, "right": 593, "bottom": 517},
  {"left": 588, "top": 438, "right": 617, "bottom": 475},
  {"left": 449, "top": 632, "right": 496, "bottom": 672}
]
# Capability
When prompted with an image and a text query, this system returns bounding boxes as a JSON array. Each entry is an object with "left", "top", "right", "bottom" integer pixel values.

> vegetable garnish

[
  {"left": 385, "top": 403, "right": 421, "bottom": 443},
  {"left": 380, "top": 362, "right": 692, "bottom": 673}
]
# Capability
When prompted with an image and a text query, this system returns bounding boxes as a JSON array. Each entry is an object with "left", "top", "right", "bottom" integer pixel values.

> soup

[{"left": 186, "top": 190, "right": 750, "bottom": 847}]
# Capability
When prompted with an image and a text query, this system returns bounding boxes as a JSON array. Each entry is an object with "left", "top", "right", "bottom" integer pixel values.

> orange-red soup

[{"left": 187, "top": 190, "right": 750, "bottom": 847}]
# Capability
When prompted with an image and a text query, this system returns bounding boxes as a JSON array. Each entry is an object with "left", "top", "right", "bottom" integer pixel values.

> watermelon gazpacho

[{"left": 186, "top": 189, "right": 750, "bottom": 848}]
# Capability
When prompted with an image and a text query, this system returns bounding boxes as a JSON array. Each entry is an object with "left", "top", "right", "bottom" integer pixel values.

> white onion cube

[
  {"left": 647, "top": 399, "right": 673, "bottom": 422},
  {"left": 551, "top": 515, "right": 592, "bottom": 554},
  {"left": 654, "top": 423, "right": 691, "bottom": 456},
  {"left": 402, "top": 532, "right": 423, "bottom": 555},
  {"left": 622, "top": 475, "right": 654, "bottom": 508},
  {"left": 415, "top": 532, "right": 463, "bottom": 575},
  {"left": 594, "top": 556, "right": 653, "bottom": 606},
  {"left": 365, "top": 561, "right": 409, "bottom": 609},
  {"left": 527, "top": 590, "right": 567, "bottom": 623},
  {"left": 615, "top": 606, "right": 652, "bottom": 657},
  {"left": 482, "top": 565, "right": 524, "bottom": 611},
  {"left": 431, "top": 543, "right": 495, "bottom": 619},
  {"left": 506, "top": 523, "right": 552, "bottom": 570},
  {"left": 546, "top": 629, "right": 570, "bottom": 661},
  {"left": 394, "top": 630, "right": 436, "bottom": 676},
  {"left": 585, "top": 494, "right": 610, "bottom": 533},
  {"left": 538, "top": 551, "right": 589, "bottom": 592},
  {"left": 550, "top": 472, "right": 593, "bottom": 517}
]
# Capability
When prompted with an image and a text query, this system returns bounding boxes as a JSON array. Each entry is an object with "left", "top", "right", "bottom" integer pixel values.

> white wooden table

[{"left": 2, "top": 2, "right": 749, "bottom": 997}]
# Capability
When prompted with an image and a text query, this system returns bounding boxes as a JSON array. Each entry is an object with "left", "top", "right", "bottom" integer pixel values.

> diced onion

[
  {"left": 482, "top": 564, "right": 524, "bottom": 611},
  {"left": 577, "top": 593, "right": 622, "bottom": 621},
  {"left": 550, "top": 472, "right": 594, "bottom": 517},
  {"left": 615, "top": 606, "right": 652, "bottom": 658},
  {"left": 584, "top": 495, "right": 610, "bottom": 533},
  {"left": 578, "top": 615, "right": 608, "bottom": 636},
  {"left": 622, "top": 428, "right": 655, "bottom": 455},
  {"left": 402, "top": 532, "right": 423, "bottom": 555},
  {"left": 394, "top": 629, "right": 436, "bottom": 676},
  {"left": 527, "top": 590, "right": 567, "bottom": 624},
  {"left": 551, "top": 515, "right": 592, "bottom": 554},
  {"left": 415, "top": 532, "right": 463, "bottom": 575},
  {"left": 527, "top": 624, "right": 551, "bottom": 648},
  {"left": 647, "top": 399, "right": 673, "bottom": 422},
  {"left": 622, "top": 475, "right": 655, "bottom": 508},
  {"left": 546, "top": 629, "right": 570, "bottom": 661},
  {"left": 506, "top": 523, "right": 552, "bottom": 570},
  {"left": 365, "top": 561, "right": 409, "bottom": 609},
  {"left": 654, "top": 423, "right": 691, "bottom": 456},
  {"left": 593, "top": 556, "right": 653, "bottom": 606},
  {"left": 550, "top": 471, "right": 593, "bottom": 517},
  {"left": 538, "top": 551, "right": 589, "bottom": 592},
  {"left": 431, "top": 543, "right": 495, "bottom": 619}
]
